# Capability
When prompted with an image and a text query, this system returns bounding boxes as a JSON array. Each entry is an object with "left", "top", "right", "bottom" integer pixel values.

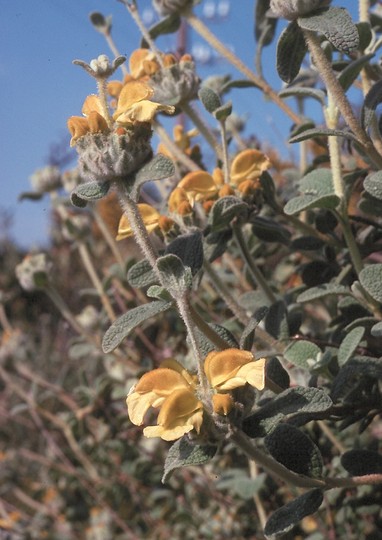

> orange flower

[
  {"left": 116, "top": 204, "right": 161, "bottom": 240},
  {"left": 67, "top": 94, "right": 110, "bottom": 146}
]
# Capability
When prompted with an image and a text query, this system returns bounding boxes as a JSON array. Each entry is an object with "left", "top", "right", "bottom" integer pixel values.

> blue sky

[{"left": 2, "top": 0, "right": 357, "bottom": 248}]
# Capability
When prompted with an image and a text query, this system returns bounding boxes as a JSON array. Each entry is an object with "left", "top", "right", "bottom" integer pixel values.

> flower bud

[
  {"left": 30, "top": 166, "right": 62, "bottom": 194},
  {"left": 15, "top": 253, "right": 53, "bottom": 291},
  {"left": 89, "top": 54, "right": 112, "bottom": 76},
  {"left": 269, "top": 0, "right": 331, "bottom": 20}
]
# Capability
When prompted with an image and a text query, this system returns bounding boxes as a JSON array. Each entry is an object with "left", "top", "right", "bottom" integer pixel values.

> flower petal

[
  {"left": 67, "top": 116, "right": 90, "bottom": 146},
  {"left": 205, "top": 348, "right": 259, "bottom": 389},
  {"left": 178, "top": 171, "right": 218, "bottom": 202},
  {"left": 82, "top": 94, "right": 104, "bottom": 117},
  {"left": 230, "top": 149, "right": 271, "bottom": 185},
  {"left": 114, "top": 81, "right": 154, "bottom": 119},
  {"left": 212, "top": 393, "right": 234, "bottom": 415},
  {"left": 126, "top": 390, "right": 166, "bottom": 426},
  {"left": 129, "top": 49, "right": 156, "bottom": 79},
  {"left": 116, "top": 100, "right": 175, "bottom": 124}
]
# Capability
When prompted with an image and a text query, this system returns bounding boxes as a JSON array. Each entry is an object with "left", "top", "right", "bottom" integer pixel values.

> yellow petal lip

[
  {"left": 113, "top": 80, "right": 154, "bottom": 119},
  {"left": 204, "top": 348, "right": 266, "bottom": 391},
  {"left": 178, "top": 171, "right": 218, "bottom": 201},
  {"left": 129, "top": 48, "right": 156, "bottom": 79},
  {"left": 230, "top": 149, "right": 271, "bottom": 185},
  {"left": 116, "top": 204, "right": 161, "bottom": 240},
  {"left": 67, "top": 116, "right": 90, "bottom": 146},
  {"left": 82, "top": 94, "right": 104, "bottom": 117},
  {"left": 115, "top": 101, "right": 175, "bottom": 124}
]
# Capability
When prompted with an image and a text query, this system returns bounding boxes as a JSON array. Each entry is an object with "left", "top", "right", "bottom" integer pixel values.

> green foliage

[
  {"left": 162, "top": 437, "right": 217, "bottom": 483},
  {"left": 284, "top": 168, "right": 340, "bottom": 214},
  {"left": 298, "top": 7, "right": 359, "bottom": 53},
  {"left": 276, "top": 21, "right": 307, "bottom": 83}
]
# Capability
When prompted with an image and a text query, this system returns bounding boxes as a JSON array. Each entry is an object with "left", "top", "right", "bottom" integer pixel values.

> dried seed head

[{"left": 270, "top": 0, "right": 330, "bottom": 20}]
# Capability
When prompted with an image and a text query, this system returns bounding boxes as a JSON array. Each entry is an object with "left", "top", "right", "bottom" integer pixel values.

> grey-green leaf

[
  {"left": 209, "top": 196, "right": 248, "bottom": 231},
  {"left": 127, "top": 258, "right": 158, "bottom": 288},
  {"left": 362, "top": 79, "right": 382, "bottom": 131},
  {"left": 289, "top": 127, "right": 358, "bottom": 144},
  {"left": 198, "top": 85, "right": 222, "bottom": 113},
  {"left": 277, "top": 20, "right": 307, "bottom": 83},
  {"left": 130, "top": 154, "right": 175, "bottom": 200},
  {"left": 298, "top": 7, "right": 359, "bottom": 53},
  {"left": 141, "top": 13, "right": 181, "bottom": 48},
  {"left": 165, "top": 232, "right": 203, "bottom": 276},
  {"left": 338, "top": 53, "right": 375, "bottom": 92},
  {"left": 156, "top": 254, "right": 193, "bottom": 294},
  {"left": 371, "top": 321, "right": 382, "bottom": 337},
  {"left": 264, "top": 489, "right": 323, "bottom": 538},
  {"left": 265, "top": 424, "right": 323, "bottom": 478},
  {"left": 162, "top": 438, "right": 217, "bottom": 483},
  {"left": 341, "top": 450, "right": 382, "bottom": 476},
  {"left": 240, "top": 306, "right": 269, "bottom": 351},
  {"left": 73, "top": 180, "right": 110, "bottom": 201},
  {"left": 102, "top": 300, "right": 172, "bottom": 353},
  {"left": 284, "top": 168, "right": 340, "bottom": 215},
  {"left": 213, "top": 100, "right": 232, "bottom": 121},
  {"left": 338, "top": 327, "right": 365, "bottom": 367},
  {"left": 364, "top": 171, "right": 382, "bottom": 201},
  {"left": 243, "top": 386, "right": 332, "bottom": 438},
  {"left": 279, "top": 87, "right": 326, "bottom": 106},
  {"left": 297, "top": 283, "right": 352, "bottom": 302},
  {"left": 359, "top": 264, "right": 382, "bottom": 303},
  {"left": 284, "top": 340, "right": 322, "bottom": 369}
]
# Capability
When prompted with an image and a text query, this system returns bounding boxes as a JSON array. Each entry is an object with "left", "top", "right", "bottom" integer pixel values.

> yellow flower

[
  {"left": 116, "top": 204, "right": 161, "bottom": 240},
  {"left": 204, "top": 348, "right": 266, "bottom": 392},
  {"left": 230, "top": 149, "right": 271, "bottom": 186},
  {"left": 177, "top": 170, "right": 219, "bottom": 204},
  {"left": 126, "top": 349, "right": 266, "bottom": 440},
  {"left": 67, "top": 94, "right": 110, "bottom": 146},
  {"left": 113, "top": 80, "right": 175, "bottom": 125},
  {"left": 127, "top": 359, "right": 203, "bottom": 441}
]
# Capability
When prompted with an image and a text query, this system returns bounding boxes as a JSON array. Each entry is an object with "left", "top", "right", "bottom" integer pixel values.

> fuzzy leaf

[
  {"left": 363, "top": 171, "right": 382, "bottom": 201},
  {"left": 362, "top": 79, "right": 382, "bottom": 131},
  {"left": 264, "top": 489, "right": 323, "bottom": 538},
  {"left": 359, "top": 264, "right": 382, "bottom": 303},
  {"left": 73, "top": 181, "right": 110, "bottom": 201},
  {"left": 209, "top": 196, "right": 248, "bottom": 231},
  {"left": 216, "top": 469, "right": 266, "bottom": 500},
  {"left": 284, "top": 340, "right": 322, "bottom": 369},
  {"left": 221, "top": 79, "right": 260, "bottom": 92},
  {"left": 279, "top": 87, "right": 326, "bottom": 106},
  {"left": 141, "top": 14, "right": 181, "bottom": 47},
  {"left": 277, "top": 21, "right": 307, "bottom": 83},
  {"left": 70, "top": 192, "right": 88, "bottom": 208},
  {"left": 338, "top": 53, "right": 375, "bottom": 92},
  {"left": 130, "top": 154, "right": 175, "bottom": 200},
  {"left": 127, "top": 258, "right": 158, "bottom": 288},
  {"left": 255, "top": 0, "right": 277, "bottom": 46},
  {"left": 214, "top": 101, "right": 232, "bottom": 121},
  {"left": 162, "top": 438, "right": 217, "bottom": 483},
  {"left": 252, "top": 216, "right": 291, "bottom": 245},
  {"left": 338, "top": 327, "right": 365, "bottom": 367},
  {"left": 341, "top": 450, "right": 382, "bottom": 476},
  {"left": 266, "top": 357, "right": 290, "bottom": 391},
  {"left": 102, "top": 300, "right": 172, "bottom": 353},
  {"left": 371, "top": 321, "right": 382, "bottom": 337},
  {"left": 284, "top": 168, "right": 340, "bottom": 215},
  {"left": 331, "top": 356, "right": 382, "bottom": 401},
  {"left": 297, "top": 283, "right": 352, "bottom": 302},
  {"left": 156, "top": 254, "right": 193, "bottom": 294},
  {"left": 265, "top": 301, "right": 289, "bottom": 338},
  {"left": 240, "top": 306, "right": 269, "bottom": 351},
  {"left": 198, "top": 86, "right": 222, "bottom": 113},
  {"left": 165, "top": 232, "right": 203, "bottom": 276},
  {"left": 298, "top": 7, "right": 359, "bottom": 53},
  {"left": 265, "top": 424, "right": 323, "bottom": 478},
  {"left": 289, "top": 127, "right": 358, "bottom": 144},
  {"left": 243, "top": 387, "right": 332, "bottom": 438}
]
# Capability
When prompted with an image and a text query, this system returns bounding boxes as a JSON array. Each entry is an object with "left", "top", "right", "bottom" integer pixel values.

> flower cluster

[
  {"left": 67, "top": 54, "right": 175, "bottom": 183},
  {"left": 126, "top": 349, "right": 266, "bottom": 441}
]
